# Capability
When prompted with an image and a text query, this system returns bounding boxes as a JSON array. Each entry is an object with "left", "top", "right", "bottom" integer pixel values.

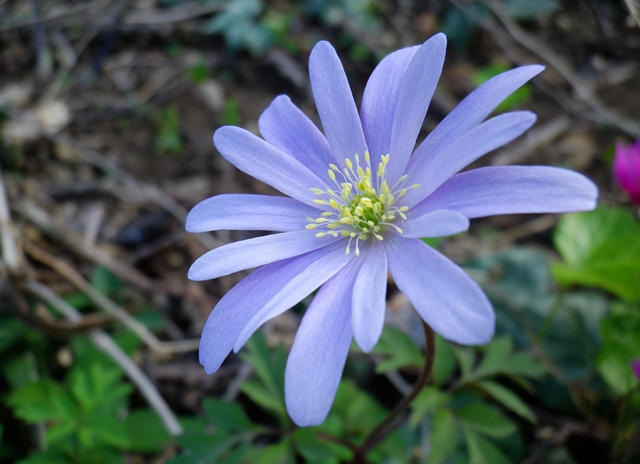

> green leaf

[
  {"left": 294, "top": 428, "right": 340, "bottom": 462},
  {"left": 240, "top": 331, "right": 287, "bottom": 422},
  {"left": 328, "top": 379, "right": 388, "bottom": 441},
  {"left": 7, "top": 378, "right": 77, "bottom": 422},
  {"left": 596, "top": 302, "right": 640, "bottom": 395},
  {"left": 153, "top": 106, "right": 183, "bottom": 155},
  {"left": 455, "top": 402, "right": 516, "bottom": 438},
  {"left": 409, "top": 386, "right": 451, "bottom": 428},
  {"left": 202, "top": 397, "right": 256, "bottom": 432},
  {"left": 240, "top": 379, "right": 286, "bottom": 419},
  {"left": 256, "top": 441, "right": 290, "bottom": 464},
  {"left": 171, "top": 428, "right": 238, "bottom": 464},
  {"left": 67, "top": 363, "right": 131, "bottom": 412},
  {"left": 462, "top": 427, "right": 512, "bottom": 464},
  {"left": 472, "top": 337, "right": 513, "bottom": 379},
  {"left": 45, "top": 421, "right": 76, "bottom": 445},
  {"left": 373, "top": 325, "right": 423, "bottom": 373},
  {"left": 476, "top": 380, "right": 536, "bottom": 422},
  {"left": 432, "top": 335, "right": 456, "bottom": 386},
  {"left": 16, "top": 450, "right": 72, "bottom": 464},
  {"left": 83, "top": 414, "right": 129, "bottom": 449},
  {"left": 4, "top": 353, "right": 38, "bottom": 388},
  {"left": 500, "top": 352, "right": 546, "bottom": 378},
  {"left": 90, "top": 266, "right": 123, "bottom": 298},
  {"left": 0, "top": 318, "right": 27, "bottom": 353},
  {"left": 469, "top": 248, "right": 606, "bottom": 383},
  {"left": 222, "top": 97, "right": 241, "bottom": 126},
  {"left": 552, "top": 208, "right": 640, "bottom": 301},
  {"left": 454, "top": 347, "right": 476, "bottom": 378},
  {"left": 429, "top": 409, "right": 459, "bottom": 464},
  {"left": 123, "top": 409, "right": 172, "bottom": 452}
]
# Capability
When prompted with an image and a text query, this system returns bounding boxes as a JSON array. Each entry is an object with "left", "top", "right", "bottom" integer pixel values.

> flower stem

[{"left": 353, "top": 321, "right": 436, "bottom": 463}]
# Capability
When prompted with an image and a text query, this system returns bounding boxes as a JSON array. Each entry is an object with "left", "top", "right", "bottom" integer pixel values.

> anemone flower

[
  {"left": 632, "top": 359, "right": 640, "bottom": 382},
  {"left": 187, "top": 33, "right": 598, "bottom": 426},
  {"left": 614, "top": 138, "right": 640, "bottom": 205}
]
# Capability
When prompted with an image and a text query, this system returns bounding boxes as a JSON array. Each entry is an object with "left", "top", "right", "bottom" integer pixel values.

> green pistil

[{"left": 306, "top": 151, "right": 419, "bottom": 256}]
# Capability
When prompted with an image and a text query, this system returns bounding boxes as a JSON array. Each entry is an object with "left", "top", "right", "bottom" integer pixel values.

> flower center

[{"left": 306, "top": 151, "right": 419, "bottom": 255}]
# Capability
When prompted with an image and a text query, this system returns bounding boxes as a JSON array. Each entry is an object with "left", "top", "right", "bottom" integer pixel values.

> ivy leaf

[
  {"left": 432, "top": 335, "right": 456, "bottom": 386},
  {"left": 552, "top": 208, "right": 640, "bottom": 301}
]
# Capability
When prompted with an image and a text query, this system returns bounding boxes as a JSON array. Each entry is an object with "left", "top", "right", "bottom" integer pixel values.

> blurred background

[{"left": 0, "top": 0, "right": 639, "bottom": 463}]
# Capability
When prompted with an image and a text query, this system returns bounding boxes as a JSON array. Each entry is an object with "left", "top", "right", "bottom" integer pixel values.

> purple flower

[
  {"left": 614, "top": 139, "right": 640, "bottom": 205},
  {"left": 632, "top": 359, "right": 640, "bottom": 382},
  {"left": 187, "top": 34, "right": 598, "bottom": 426}
]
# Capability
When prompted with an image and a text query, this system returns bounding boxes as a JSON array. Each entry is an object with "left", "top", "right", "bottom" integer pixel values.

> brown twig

[
  {"left": 623, "top": 0, "right": 640, "bottom": 28},
  {"left": 483, "top": 0, "right": 640, "bottom": 137},
  {"left": 22, "top": 239, "right": 199, "bottom": 355},
  {"left": 0, "top": 168, "right": 20, "bottom": 272},
  {"left": 0, "top": 0, "right": 113, "bottom": 32}
]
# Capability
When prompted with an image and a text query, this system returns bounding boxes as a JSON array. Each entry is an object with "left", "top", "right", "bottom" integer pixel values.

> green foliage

[
  {"left": 443, "top": 0, "right": 560, "bottom": 48},
  {"left": 186, "top": 57, "right": 210, "bottom": 84},
  {"left": 222, "top": 96, "right": 241, "bottom": 126},
  {"left": 122, "top": 409, "right": 172, "bottom": 452},
  {"left": 170, "top": 413, "right": 255, "bottom": 464},
  {"left": 6, "top": 359, "right": 134, "bottom": 463},
  {"left": 372, "top": 325, "right": 423, "bottom": 373},
  {"left": 596, "top": 302, "right": 640, "bottom": 395},
  {"left": 202, "top": 0, "right": 272, "bottom": 55},
  {"left": 552, "top": 208, "right": 640, "bottom": 301},
  {"left": 239, "top": 330, "right": 288, "bottom": 423},
  {"left": 153, "top": 106, "right": 183, "bottom": 155}
]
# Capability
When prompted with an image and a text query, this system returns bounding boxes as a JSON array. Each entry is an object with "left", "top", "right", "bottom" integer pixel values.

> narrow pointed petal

[
  {"left": 285, "top": 263, "right": 357, "bottom": 426},
  {"left": 402, "top": 210, "right": 469, "bottom": 238},
  {"left": 233, "top": 241, "right": 353, "bottom": 351},
  {"left": 386, "top": 237, "right": 495, "bottom": 345},
  {"left": 186, "top": 194, "right": 321, "bottom": 233},
  {"left": 404, "top": 111, "right": 536, "bottom": 207},
  {"left": 360, "top": 45, "right": 420, "bottom": 169},
  {"left": 199, "top": 245, "right": 350, "bottom": 374},
  {"left": 411, "top": 166, "right": 599, "bottom": 219},
  {"left": 309, "top": 41, "right": 368, "bottom": 164},
  {"left": 409, "top": 65, "right": 544, "bottom": 167},
  {"left": 258, "top": 95, "right": 335, "bottom": 177},
  {"left": 351, "top": 244, "right": 388, "bottom": 353},
  {"left": 188, "top": 230, "right": 332, "bottom": 281},
  {"left": 214, "top": 126, "right": 329, "bottom": 207},
  {"left": 387, "top": 33, "right": 446, "bottom": 183}
]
